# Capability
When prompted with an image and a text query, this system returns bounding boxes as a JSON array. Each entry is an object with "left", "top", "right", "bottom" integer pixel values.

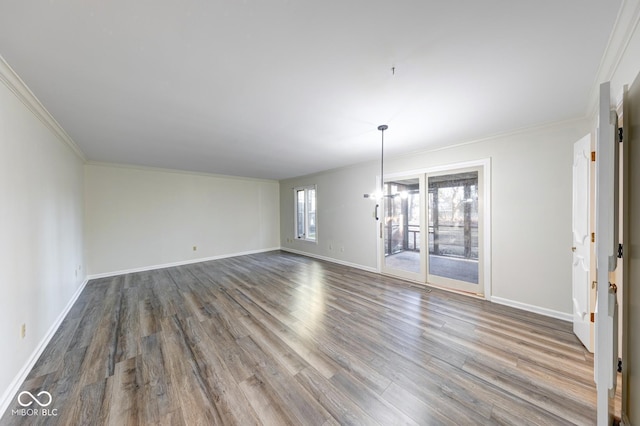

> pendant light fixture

[
  {"left": 378, "top": 124, "right": 388, "bottom": 200},
  {"left": 369, "top": 124, "right": 387, "bottom": 221},
  {"left": 364, "top": 125, "right": 389, "bottom": 221}
]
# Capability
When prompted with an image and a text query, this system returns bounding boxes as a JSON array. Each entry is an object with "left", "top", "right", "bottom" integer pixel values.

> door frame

[{"left": 378, "top": 158, "right": 491, "bottom": 299}]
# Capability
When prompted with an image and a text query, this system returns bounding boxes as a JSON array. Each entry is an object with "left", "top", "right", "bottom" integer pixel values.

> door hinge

[
  {"left": 618, "top": 127, "right": 623, "bottom": 143},
  {"left": 591, "top": 233, "right": 595, "bottom": 243},
  {"left": 590, "top": 312, "right": 595, "bottom": 323},
  {"left": 618, "top": 243, "right": 623, "bottom": 258},
  {"left": 591, "top": 151, "right": 596, "bottom": 162}
]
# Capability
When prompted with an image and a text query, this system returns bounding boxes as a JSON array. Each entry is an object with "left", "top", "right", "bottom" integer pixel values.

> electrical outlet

[{"left": 20, "top": 324, "right": 26, "bottom": 339}]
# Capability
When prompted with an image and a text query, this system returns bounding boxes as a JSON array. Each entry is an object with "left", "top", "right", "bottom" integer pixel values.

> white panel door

[{"left": 572, "top": 134, "right": 592, "bottom": 352}]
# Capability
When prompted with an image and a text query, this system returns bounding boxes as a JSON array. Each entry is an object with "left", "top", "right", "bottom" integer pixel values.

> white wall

[
  {"left": 0, "top": 60, "right": 85, "bottom": 410},
  {"left": 280, "top": 163, "right": 379, "bottom": 271},
  {"left": 85, "top": 164, "right": 280, "bottom": 276},
  {"left": 281, "top": 120, "right": 590, "bottom": 316}
]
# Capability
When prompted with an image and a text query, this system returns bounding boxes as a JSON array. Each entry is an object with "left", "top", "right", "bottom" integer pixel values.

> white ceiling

[{"left": 0, "top": 0, "right": 623, "bottom": 180}]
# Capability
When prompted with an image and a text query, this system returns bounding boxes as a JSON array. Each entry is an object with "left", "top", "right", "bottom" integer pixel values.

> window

[{"left": 294, "top": 185, "right": 316, "bottom": 242}]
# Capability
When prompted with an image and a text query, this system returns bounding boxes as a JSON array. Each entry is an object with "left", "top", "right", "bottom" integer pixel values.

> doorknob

[{"left": 572, "top": 247, "right": 576, "bottom": 252}]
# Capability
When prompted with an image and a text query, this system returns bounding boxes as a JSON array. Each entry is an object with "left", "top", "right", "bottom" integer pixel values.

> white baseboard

[
  {"left": 280, "top": 247, "right": 378, "bottom": 273},
  {"left": 490, "top": 296, "right": 572, "bottom": 322},
  {"left": 0, "top": 277, "right": 89, "bottom": 419},
  {"left": 280, "top": 250, "right": 570, "bottom": 323},
  {"left": 86, "top": 247, "right": 281, "bottom": 280}
]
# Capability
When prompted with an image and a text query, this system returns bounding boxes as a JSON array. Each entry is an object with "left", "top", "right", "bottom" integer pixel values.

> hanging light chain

[{"left": 378, "top": 124, "right": 388, "bottom": 199}]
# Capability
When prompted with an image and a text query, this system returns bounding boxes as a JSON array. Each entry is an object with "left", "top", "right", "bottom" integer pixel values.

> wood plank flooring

[{"left": 1, "top": 251, "right": 597, "bottom": 425}]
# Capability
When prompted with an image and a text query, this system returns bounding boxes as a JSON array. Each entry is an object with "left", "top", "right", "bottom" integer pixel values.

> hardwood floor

[{"left": 1, "top": 251, "right": 597, "bottom": 425}]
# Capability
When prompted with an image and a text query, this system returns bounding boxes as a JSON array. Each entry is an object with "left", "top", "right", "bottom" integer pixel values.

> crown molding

[
  {"left": 0, "top": 55, "right": 86, "bottom": 161},
  {"left": 85, "top": 161, "right": 280, "bottom": 184},
  {"left": 586, "top": 0, "right": 640, "bottom": 116},
  {"left": 282, "top": 116, "right": 590, "bottom": 184}
]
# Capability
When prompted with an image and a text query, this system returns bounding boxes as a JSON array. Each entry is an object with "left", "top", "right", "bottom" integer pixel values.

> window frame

[{"left": 294, "top": 185, "right": 317, "bottom": 243}]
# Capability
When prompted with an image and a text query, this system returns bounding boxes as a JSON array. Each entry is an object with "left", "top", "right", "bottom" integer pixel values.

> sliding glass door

[
  {"left": 381, "top": 175, "right": 425, "bottom": 281},
  {"left": 427, "top": 168, "right": 483, "bottom": 294},
  {"left": 380, "top": 165, "right": 485, "bottom": 296}
]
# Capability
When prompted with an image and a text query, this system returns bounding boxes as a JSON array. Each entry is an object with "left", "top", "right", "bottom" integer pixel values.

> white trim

[
  {"left": 595, "top": 81, "right": 618, "bottom": 425},
  {"left": 586, "top": 0, "right": 640, "bottom": 117},
  {"left": 86, "top": 161, "right": 279, "bottom": 184},
  {"left": 283, "top": 249, "right": 567, "bottom": 322},
  {"left": 491, "top": 296, "right": 573, "bottom": 322},
  {"left": 483, "top": 159, "right": 492, "bottom": 300},
  {"left": 281, "top": 247, "right": 378, "bottom": 273},
  {"left": 281, "top": 119, "right": 588, "bottom": 185},
  {"left": 375, "top": 173, "right": 382, "bottom": 273},
  {"left": 385, "top": 158, "right": 491, "bottom": 180},
  {"left": 86, "top": 247, "right": 281, "bottom": 280},
  {"left": 0, "top": 54, "right": 86, "bottom": 161},
  {"left": 389, "top": 118, "right": 589, "bottom": 166},
  {"left": 0, "top": 278, "right": 89, "bottom": 419}
]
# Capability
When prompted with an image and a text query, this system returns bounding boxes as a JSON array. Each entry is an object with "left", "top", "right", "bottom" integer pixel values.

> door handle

[{"left": 572, "top": 247, "right": 576, "bottom": 252}]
